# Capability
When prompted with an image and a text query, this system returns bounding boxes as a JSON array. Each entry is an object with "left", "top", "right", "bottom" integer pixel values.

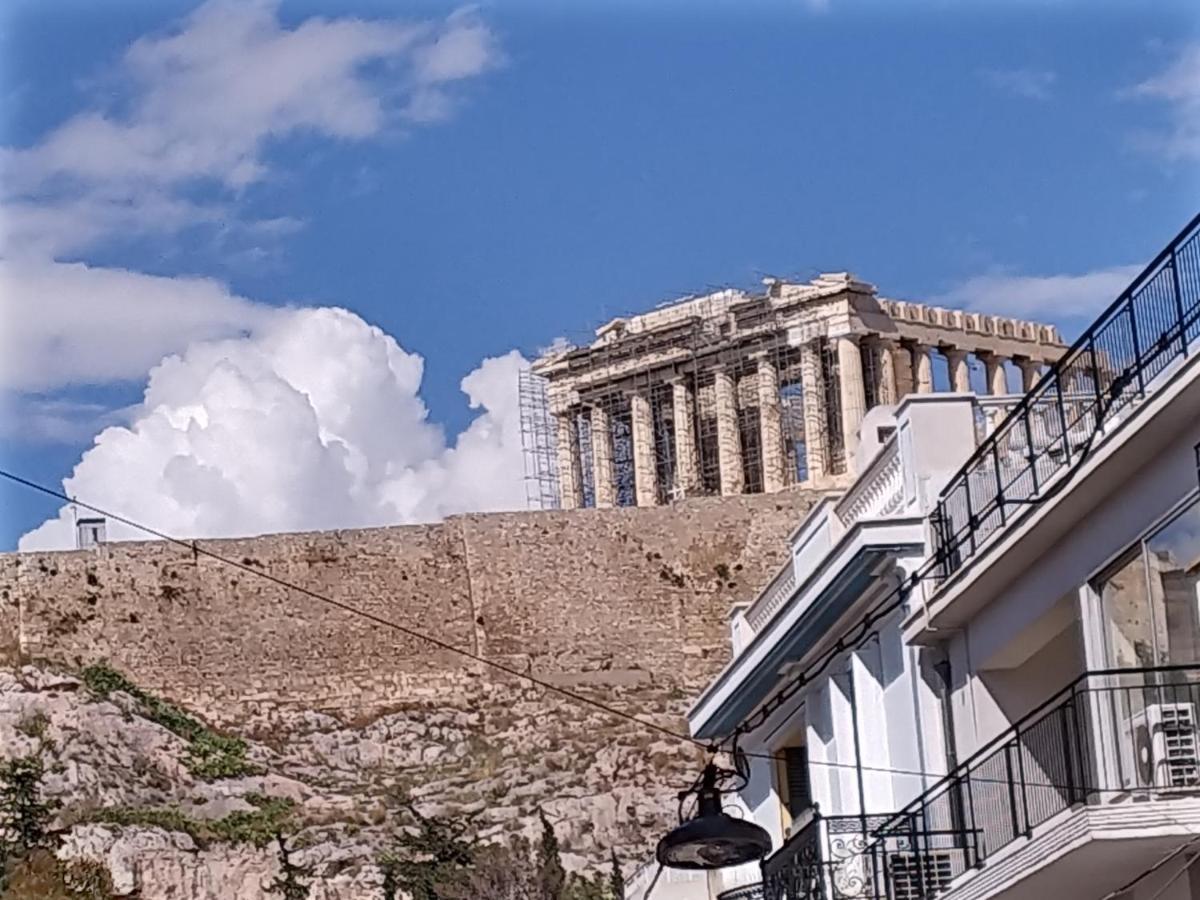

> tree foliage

[{"left": 378, "top": 806, "right": 623, "bottom": 900}]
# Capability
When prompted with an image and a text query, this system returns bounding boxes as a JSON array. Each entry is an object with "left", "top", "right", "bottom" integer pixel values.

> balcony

[
  {"left": 931, "top": 213, "right": 1200, "bottom": 587},
  {"left": 760, "top": 812, "right": 896, "bottom": 900},
  {"left": 868, "top": 666, "right": 1200, "bottom": 900}
]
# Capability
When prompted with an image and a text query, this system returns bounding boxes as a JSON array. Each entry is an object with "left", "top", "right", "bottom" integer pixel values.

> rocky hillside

[{"left": 0, "top": 663, "right": 703, "bottom": 899}]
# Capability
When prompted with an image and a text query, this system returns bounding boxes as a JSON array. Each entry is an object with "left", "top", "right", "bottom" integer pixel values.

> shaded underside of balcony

[{"left": 690, "top": 518, "right": 924, "bottom": 741}]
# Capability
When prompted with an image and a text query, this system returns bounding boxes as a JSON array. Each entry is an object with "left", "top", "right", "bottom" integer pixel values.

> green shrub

[
  {"left": 80, "top": 664, "right": 253, "bottom": 781},
  {"left": 86, "top": 797, "right": 294, "bottom": 849}
]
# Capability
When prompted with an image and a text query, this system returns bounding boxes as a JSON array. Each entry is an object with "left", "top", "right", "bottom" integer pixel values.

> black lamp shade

[{"left": 655, "top": 812, "right": 773, "bottom": 870}]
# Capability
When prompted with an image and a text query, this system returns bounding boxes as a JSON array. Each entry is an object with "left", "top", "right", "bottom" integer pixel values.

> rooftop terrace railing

[{"left": 930, "top": 212, "right": 1200, "bottom": 582}]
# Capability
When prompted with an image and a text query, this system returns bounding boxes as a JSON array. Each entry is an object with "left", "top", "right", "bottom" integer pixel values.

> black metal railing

[
  {"left": 931, "top": 212, "right": 1200, "bottom": 582},
  {"left": 870, "top": 666, "right": 1200, "bottom": 900},
  {"left": 762, "top": 812, "right": 896, "bottom": 900},
  {"left": 718, "top": 884, "right": 766, "bottom": 900}
]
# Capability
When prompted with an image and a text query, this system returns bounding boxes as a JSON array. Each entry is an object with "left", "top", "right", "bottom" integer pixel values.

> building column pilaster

[
  {"left": 713, "top": 366, "right": 744, "bottom": 496},
  {"left": 589, "top": 404, "right": 615, "bottom": 508},
  {"left": 1017, "top": 357, "right": 1042, "bottom": 391},
  {"left": 800, "top": 342, "right": 829, "bottom": 483},
  {"left": 981, "top": 352, "right": 1009, "bottom": 395},
  {"left": 554, "top": 410, "right": 580, "bottom": 509},
  {"left": 944, "top": 347, "right": 971, "bottom": 393},
  {"left": 892, "top": 341, "right": 915, "bottom": 399},
  {"left": 836, "top": 335, "right": 867, "bottom": 464},
  {"left": 670, "top": 378, "right": 699, "bottom": 498},
  {"left": 913, "top": 343, "right": 934, "bottom": 394},
  {"left": 754, "top": 353, "right": 786, "bottom": 493},
  {"left": 874, "top": 338, "right": 899, "bottom": 405},
  {"left": 629, "top": 391, "right": 658, "bottom": 507}
]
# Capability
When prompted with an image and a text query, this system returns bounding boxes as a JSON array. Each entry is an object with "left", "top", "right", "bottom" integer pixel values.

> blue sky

[{"left": 1, "top": 0, "right": 1197, "bottom": 550}]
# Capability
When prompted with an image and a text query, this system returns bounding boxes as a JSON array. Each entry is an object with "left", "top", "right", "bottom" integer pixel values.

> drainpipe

[
  {"left": 933, "top": 654, "right": 966, "bottom": 847},
  {"left": 844, "top": 658, "right": 868, "bottom": 828}
]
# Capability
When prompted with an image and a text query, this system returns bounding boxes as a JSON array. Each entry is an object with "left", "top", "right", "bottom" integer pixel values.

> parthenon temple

[{"left": 521, "top": 272, "right": 1065, "bottom": 509}]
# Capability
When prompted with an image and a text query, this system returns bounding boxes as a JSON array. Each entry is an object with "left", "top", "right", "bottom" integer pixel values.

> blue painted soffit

[{"left": 693, "top": 544, "right": 907, "bottom": 741}]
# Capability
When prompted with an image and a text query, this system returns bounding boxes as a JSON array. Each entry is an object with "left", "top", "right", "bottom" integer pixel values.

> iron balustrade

[
  {"left": 931, "top": 213, "right": 1200, "bottom": 582},
  {"left": 761, "top": 812, "right": 896, "bottom": 900},
  {"left": 870, "top": 666, "right": 1200, "bottom": 900},
  {"left": 718, "top": 884, "right": 767, "bottom": 900}
]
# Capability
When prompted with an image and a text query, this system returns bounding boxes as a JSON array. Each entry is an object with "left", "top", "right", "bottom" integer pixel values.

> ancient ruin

[{"left": 522, "top": 273, "right": 1064, "bottom": 509}]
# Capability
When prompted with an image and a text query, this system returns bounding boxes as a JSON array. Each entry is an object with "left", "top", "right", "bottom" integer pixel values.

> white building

[{"left": 647, "top": 212, "right": 1200, "bottom": 900}]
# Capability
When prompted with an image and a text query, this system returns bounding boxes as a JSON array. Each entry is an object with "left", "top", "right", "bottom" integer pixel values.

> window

[
  {"left": 1144, "top": 499, "right": 1200, "bottom": 665},
  {"left": 1095, "top": 496, "right": 1200, "bottom": 668},
  {"left": 777, "top": 745, "right": 812, "bottom": 819}
]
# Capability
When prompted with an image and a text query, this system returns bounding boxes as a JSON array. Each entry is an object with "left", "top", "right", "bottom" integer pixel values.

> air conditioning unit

[
  {"left": 887, "top": 851, "right": 955, "bottom": 900},
  {"left": 1121, "top": 702, "right": 1200, "bottom": 790}
]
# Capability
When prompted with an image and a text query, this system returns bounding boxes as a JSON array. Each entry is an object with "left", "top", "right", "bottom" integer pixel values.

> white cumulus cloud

[
  {"left": 0, "top": 259, "right": 277, "bottom": 392},
  {"left": 19, "top": 307, "right": 530, "bottom": 550},
  {"left": 938, "top": 264, "right": 1143, "bottom": 320},
  {"left": 1, "top": 0, "right": 502, "bottom": 258},
  {"left": 1124, "top": 42, "right": 1200, "bottom": 162}
]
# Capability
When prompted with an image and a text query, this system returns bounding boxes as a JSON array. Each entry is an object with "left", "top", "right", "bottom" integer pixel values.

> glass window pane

[
  {"left": 1096, "top": 549, "right": 1155, "bottom": 669},
  {"left": 1145, "top": 497, "right": 1200, "bottom": 666}
]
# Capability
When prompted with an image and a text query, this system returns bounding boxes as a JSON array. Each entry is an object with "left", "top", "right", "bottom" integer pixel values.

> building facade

[
  {"left": 649, "top": 213, "right": 1200, "bottom": 900},
  {"left": 526, "top": 274, "right": 1063, "bottom": 510}
]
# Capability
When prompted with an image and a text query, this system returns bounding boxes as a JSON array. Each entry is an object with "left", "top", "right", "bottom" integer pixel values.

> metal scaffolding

[{"left": 517, "top": 370, "right": 561, "bottom": 510}]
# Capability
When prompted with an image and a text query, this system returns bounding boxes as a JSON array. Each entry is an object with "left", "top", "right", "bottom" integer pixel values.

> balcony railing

[
  {"left": 834, "top": 437, "right": 905, "bottom": 529},
  {"left": 870, "top": 666, "right": 1200, "bottom": 900},
  {"left": 931, "top": 212, "right": 1200, "bottom": 582},
  {"left": 747, "top": 561, "right": 800, "bottom": 632},
  {"left": 718, "top": 884, "right": 766, "bottom": 900},
  {"left": 761, "top": 812, "right": 896, "bottom": 900}
]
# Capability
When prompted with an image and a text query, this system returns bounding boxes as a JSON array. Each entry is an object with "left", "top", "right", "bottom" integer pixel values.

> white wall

[{"left": 943, "top": 413, "right": 1200, "bottom": 760}]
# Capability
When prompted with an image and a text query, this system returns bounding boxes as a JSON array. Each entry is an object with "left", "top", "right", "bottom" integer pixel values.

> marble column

[
  {"left": 800, "top": 342, "right": 829, "bottom": 483},
  {"left": 755, "top": 354, "right": 786, "bottom": 493},
  {"left": 874, "top": 339, "right": 899, "bottom": 405},
  {"left": 837, "top": 335, "right": 867, "bottom": 464},
  {"left": 1017, "top": 358, "right": 1043, "bottom": 391},
  {"left": 554, "top": 411, "right": 580, "bottom": 509},
  {"left": 629, "top": 391, "right": 658, "bottom": 507},
  {"left": 891, "top": 341, "right": 915, "bottom": 399},
  {"left": 944, "top": 348, "right": 971, "bottom": 393},
  {"left": 913, "top": 343, "right": 934, "bottom": 394},
  {"left": 713, "top": 367, "right": 744, "bottom": 496},
  {"left": 589, "top": 404, "right": 615, "bottom": 508},
  {"left": 982, "top": 352, "right": 1009, "bottom": 395},
  {"left": 671, "top": 378, "right": 699, "bottom": 497}
]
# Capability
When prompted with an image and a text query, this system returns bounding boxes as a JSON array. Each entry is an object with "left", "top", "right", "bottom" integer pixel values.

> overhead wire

[
  {"left": 0, "top": 466, "right": 1161, "bottom": 805},
  {"left": 0, "top": 468, "right": 710, "bottom": 753},
  {"left": 1098, "top": 832, "right": 1200, "bottom": 900},
  {"left": 0, "top": 341, "right": 1161, "bottom": 856}
]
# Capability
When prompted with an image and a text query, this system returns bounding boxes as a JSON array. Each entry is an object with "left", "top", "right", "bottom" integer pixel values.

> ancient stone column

[
  {"left": 629, "top": 391, "right": 658, "bottom": 507},
  {"left": 982, "top": 353, "right": 1009, "bottom": 395},
  {"left": 913, "top": 343, "right": 934, "bottom": 394},
  {"left": 800, "top": 342, "right": 829, "bottom": 483},
  {"left": 874, "top": 339, "right": 898, "bottom": 405},
  {"left": 1017, "top": 357, "right": 1043, "bottom": 391},
  {"left": 589, "top": 404, "right": 615, "bottom": 508},
  {"left": 554, "top": 411, "right": 580, "bottom": 509},
  {"left": 891, "top": 341, "right": 915, "bottom": 399},
  {"left": 944, "top": 348, "right": 971, "bottom": 393},
  {"left": 837, "top": 335, "right": 867, "bottom": 464},
  {"left": 671, "top": 378, "right": 699, "bottom": 497},
  {"left": 755, "top": 353, "right": 786, "bottom": 493},
  {"left": 713, "top": 366, "right": 744, "bottom": 495}
]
